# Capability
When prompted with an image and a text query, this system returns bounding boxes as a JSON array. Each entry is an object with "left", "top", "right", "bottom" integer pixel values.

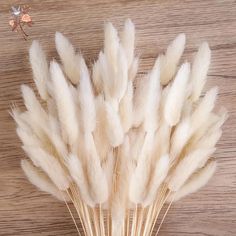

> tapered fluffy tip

[
  {"left": 55, "top": 32, "right": 71, "bottom": 51},
  {"left": 125, "top": 18, "right": 132, "bottom": 24},
  {"left": 105, "top": 22, "right": 115, "bottom": 30},
  {"left": 55, "top": 31, "right": 64, "bottom": 44},
  {"left": 169, "top": 160, "right": 217, "bottom": 202},
  {"left": 124, "top": 18, "right": 134, "bottom": 28},
  {"left": 50, "top": 60, "right": 60, "bottom": 72},
  {"left": 200, "top": 41, "right": 210, "bottom": 54},
  {"left": 175, "top": 33, "right": 186, "bottom": 45},
  {"left": 20, "top": 84, "right": 28, "bottom": 93},
  {"left": 209, "top": 86, "right": 219, "bottom": 98},
  {"left": 30, "top": 40, "right": 40, "bottom": 53}
]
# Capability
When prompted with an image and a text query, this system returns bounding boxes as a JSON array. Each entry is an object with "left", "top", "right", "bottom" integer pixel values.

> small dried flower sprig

[{"left": 9, "top": 5, "right": 33, "bottom": 40}]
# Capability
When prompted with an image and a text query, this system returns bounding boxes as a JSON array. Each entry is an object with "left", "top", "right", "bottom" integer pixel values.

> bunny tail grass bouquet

[{"left": 12, "top": 19, "right": 227, "bottom": 236}]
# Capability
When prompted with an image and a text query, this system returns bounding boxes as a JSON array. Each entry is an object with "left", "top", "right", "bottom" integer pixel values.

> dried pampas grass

[{"left": 13, "top": 19, "right": 227, "bottom": 235}]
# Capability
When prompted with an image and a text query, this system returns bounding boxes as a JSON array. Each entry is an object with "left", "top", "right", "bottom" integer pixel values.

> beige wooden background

[{"left": 0, "top": 0, "right": 236, "bottom": 235}]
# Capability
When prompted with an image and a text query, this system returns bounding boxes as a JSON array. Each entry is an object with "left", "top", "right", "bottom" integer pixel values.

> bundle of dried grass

[{"left": 12, "top": 19, "right": 227, "bottom": 235}]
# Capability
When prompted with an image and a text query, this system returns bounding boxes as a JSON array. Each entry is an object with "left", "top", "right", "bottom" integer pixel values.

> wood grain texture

[{"left": 0, "top": 0, "right": 236, "bottom": 235}]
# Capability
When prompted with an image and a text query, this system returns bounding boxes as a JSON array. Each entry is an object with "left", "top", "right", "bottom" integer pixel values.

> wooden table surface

[{"left": 0, "top": 0, "right": 236, "bottom": 235}]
